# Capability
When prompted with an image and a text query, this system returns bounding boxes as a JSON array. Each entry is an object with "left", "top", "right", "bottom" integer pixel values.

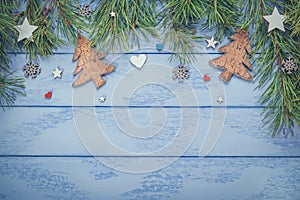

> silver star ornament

[
  {"left": 99, "top": 96, "right": 106, "bottom": 103},
  {"left": 263, "top": 7, "right": 287, "bottom": 32},
  {"left": 14, "top": 17, "right": 38, "bottom": 42},
  {"left": 206, "top": 36, "right": 219, "bottom": 49},
  {"left": 110, "top": 11, "right": 116, "bottom": 17},
  {"left": 52, "top": 67, "right": 63, "bottom": 79},
  {"left": 217, "top": 96, "right": 224, "bottom": 103}
]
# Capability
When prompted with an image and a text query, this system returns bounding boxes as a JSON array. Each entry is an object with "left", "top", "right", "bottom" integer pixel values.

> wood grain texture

[
  {"left": 1, "top": 23, "right": 298, "bottom": 199},
  {"left": 0, "top": 157, "right": 299, "bottom": 200},
  {"left": 0, "top": 107, "right": 299, "bottom": 156}
]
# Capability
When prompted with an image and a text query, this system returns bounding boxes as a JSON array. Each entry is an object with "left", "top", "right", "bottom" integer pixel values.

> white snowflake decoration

[
  {"left": 23, "top": 61, "right": 41, "bottom": 78},
  {"left": 281, "top": 56, "right": 297, "bottom": 75},
  {"left": 77, "top": 4, "right": 93, "bottom": 18},
  {"left": 173, "top": 64, "right": 190, "bottom": 82}
]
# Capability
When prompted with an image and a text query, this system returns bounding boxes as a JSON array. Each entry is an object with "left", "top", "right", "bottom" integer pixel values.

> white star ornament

[
  {"left": 52, "top": 67, "right": 63, "bottom": 79},
  {"left": 263, "top": 7, "right": 287, "bottom": 32},
  {"left": 14, "top": 17, "right": 38, "bottom": 42},
  {"left": 206, "top": 36, "right": 219, "bottom": 49},
  {"left": 99, "top": 96, "right": 106, "bottom": 102}
]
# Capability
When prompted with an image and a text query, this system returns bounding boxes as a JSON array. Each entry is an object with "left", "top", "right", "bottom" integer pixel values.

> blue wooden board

[
  {"left": 0, "top": 157, "right": 299, "bottom": 199},
  {"left": 0, "top": 107, "right": 299, "bottom": 157},
  {"left": 0, "top": 27, "right": 299, "bottom": 199}
]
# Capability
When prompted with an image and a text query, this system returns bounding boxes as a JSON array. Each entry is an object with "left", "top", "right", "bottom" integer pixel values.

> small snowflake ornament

[
  {"left": 77, "top": 4, "right": 93, "bottom": 18},
  {"left": 173, "top": 64, "right": 190, "bottom": 82},
  {"left": 23, "top": 61, "right": 41, "bottom": 78},
  {"left": 281, "top": 56, "right": 297, "bottom": 75}
]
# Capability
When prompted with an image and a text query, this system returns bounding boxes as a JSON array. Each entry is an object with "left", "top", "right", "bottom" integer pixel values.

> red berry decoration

[
  {"left": 45, "top": 91, "right": 52, "bottom": 99},
  {"left": 203, "top": 74, "right": 211, "bottom": 81}
]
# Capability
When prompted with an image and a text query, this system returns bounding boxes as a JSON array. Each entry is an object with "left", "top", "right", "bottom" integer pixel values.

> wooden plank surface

[
  {"left": 0, "top": 157, "right": 299, "bottom": 199},
  {"left": 1, "top": 26, "right": 299, "bottom": 199},
  {"left": 0, "top": 107, "right": 299, "bottom": 156}
]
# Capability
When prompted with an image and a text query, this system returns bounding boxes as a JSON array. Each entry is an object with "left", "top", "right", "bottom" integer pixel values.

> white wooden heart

[{"left": 130, "top": 54, "right": 147, "bottom": 69}]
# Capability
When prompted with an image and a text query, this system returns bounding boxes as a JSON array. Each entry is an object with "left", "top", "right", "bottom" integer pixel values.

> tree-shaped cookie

[
  {"left": 210, "top": 29, "right": 253, "bottom": 82},
  {"left": 72, "top": 34, "right": 116, "bottom": 88}
]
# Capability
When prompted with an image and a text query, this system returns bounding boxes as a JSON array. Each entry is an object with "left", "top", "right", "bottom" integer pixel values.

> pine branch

[
  {"left": 21, "top": 0, "right": 87, "bottom": 59},
  {"left": 285, "top": 0, "right": 300, "bottom": 49},
  {"left": 159, "top": 0, "right": 206, "bottom": 63},
  {"left": 161, "top": 26, "right": 199, "bottom": 63},
  {"left": 90, "top": 0, "right": 157, "bottom": 52},
  {"left": 0, "top": 72, "right": 25, "bottom": 110},
  {"left": 0, "top": 0, "right": 20, "bottom": 72},
  {"left": 203, "top": 0, "right": 240, "bottom": 40},
  {"left": 243, "top": 0, "right": 300, "bottom": 136},
  {"left": 0, "top": 0, "right": 25, "bottom": 109}
]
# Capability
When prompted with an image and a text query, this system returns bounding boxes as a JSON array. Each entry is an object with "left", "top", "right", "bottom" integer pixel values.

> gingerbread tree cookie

[
  {"left": 72, "top": 34, "right": 116, "bottom": 88},
  {"left": 210, "top": 29, "right": 253, "bottom": 82}
]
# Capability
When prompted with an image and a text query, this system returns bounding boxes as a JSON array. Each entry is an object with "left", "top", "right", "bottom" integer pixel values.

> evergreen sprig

[
  {"left": 0, "top": 0, "right": 25, "bottom": 109},
  {"left": 240, "top": 0, "right": 299, "bottom": 136},
  {"left": 0, "top": 72, "right": 25, "bottom": 109},
  {"left": 203, "top": 0, "right": 240, "bottom": 40},
  {"left": 90, "top": 0, "right": 157, "bottom": 52},
  {"left": 159, "top": 0, "right": 205, "bottom": 63},
  {"left": 22, "top": 0, "right": 87, "bottom": 59}
]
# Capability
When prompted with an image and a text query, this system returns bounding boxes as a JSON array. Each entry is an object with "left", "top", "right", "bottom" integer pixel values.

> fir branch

[
  {"left": 22, "top": 0, "right": 87, "bottom": 59},
  {"left": 161, "top": 26, "right": 199, "bottom": 63},
  {"left": 162, "top": 0, "right": 207, "bottom": 25},
  {"left": 245, "top": 0, "right": 300, "bottom": 136},
  {"left": 54, "top": 0, "right": 87, "bottom": 44},
  {"left": 0, "top": 0, "right": 20, "bottom": 72},
  {"left": 22, "top": 0, "right": 63, "bottom": 58},
  {"left": 90, "top": 0, "right": 157, "bottom": 52},
  {"left": 285, "top": 0, "right": 300, "bottom": 49},
  {"left": 0, "top": 0, "right": 25, "bottom": 108},
  {"left": 203, "top": 0, "right": 240, "bottom": 40},
  {"left": 159, "top": 0, "right": 205, "bottom": 63},
  {"left": 0, "top": 72, "right": 25, "bottom": 110}
]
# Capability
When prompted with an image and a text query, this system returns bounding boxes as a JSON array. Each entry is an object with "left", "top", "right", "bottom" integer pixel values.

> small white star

[
  {"left": 14, "top": 17, "right": 39, "bottom": 42},
  {"left": 110, "top": 11, "right": 116, "bottom": 17},
  {"left": 99, "top": 96, "right": 106, "bottom": 102},
  {"left": 217, "top": 96, "right": 224, "bottom": 103},
  {"left": 263, "top": 7, "right": 287, "bottom": 32},
  {"left": 206, "top": 36, "right": 219, "bottom": 49},
  {"left": 52, "top": 67, "right": 63, "bottom": 79}
]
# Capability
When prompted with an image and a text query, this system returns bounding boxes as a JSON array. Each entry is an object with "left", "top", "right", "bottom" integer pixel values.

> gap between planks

[
  {"left": 3, "top": 105, "right": 267, "bottom": 108},
  {"left": 0, "top": 155, "right": 299, "bottom": 158}
]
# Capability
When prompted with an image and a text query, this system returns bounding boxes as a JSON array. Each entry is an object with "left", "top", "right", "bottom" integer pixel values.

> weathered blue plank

[
  {"left": 10, "top": 54, "right": 260, "bottom": 106},
  {"left": 0, "top": 107, "right": 299, "bottom": 156},
  {"left": 0, "top": 157, "right": 299, "bottom": 200}
]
